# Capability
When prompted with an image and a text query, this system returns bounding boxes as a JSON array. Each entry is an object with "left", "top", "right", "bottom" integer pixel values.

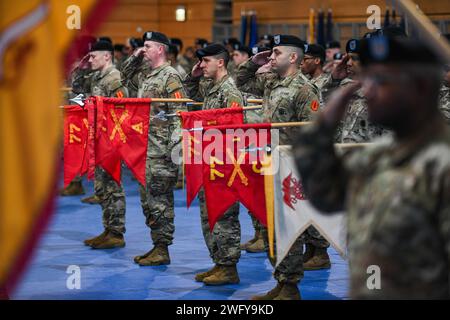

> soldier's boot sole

[
  {"left": 195, "top": 265, "right": 220, "bottom": 282},
  {"left": 251, "top": 283, "right": 284, "bottom": 300},
  {"left": 273, "top": 283, "right": 301, "bottom": 300}
]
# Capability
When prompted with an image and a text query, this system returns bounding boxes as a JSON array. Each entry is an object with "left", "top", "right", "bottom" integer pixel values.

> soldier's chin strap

[{"left": 69, "top": 94, "right": 86, "bottom": 107}]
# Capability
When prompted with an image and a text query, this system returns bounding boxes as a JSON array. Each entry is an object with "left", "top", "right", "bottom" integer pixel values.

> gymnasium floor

[{"left": 12, "top": 171, "right": 349, "bottom": 300}]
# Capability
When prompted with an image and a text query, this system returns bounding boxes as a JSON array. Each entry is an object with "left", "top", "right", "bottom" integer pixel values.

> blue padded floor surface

[{"left": 13, "top": 171, "right": 349, "bottom": 300}]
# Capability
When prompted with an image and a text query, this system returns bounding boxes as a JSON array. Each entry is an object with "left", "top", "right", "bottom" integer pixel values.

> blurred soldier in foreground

[{"left": 294, "top": 36, "right": 450, "bottom": 299}]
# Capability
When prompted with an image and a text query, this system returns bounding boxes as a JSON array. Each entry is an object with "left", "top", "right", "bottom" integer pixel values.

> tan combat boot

[
  {"left": 81, "top": 194, "right": 101, "bottom": 205},
  {"left": 195, "top": 265, "right": 220, "bottom": 282},
  {"left": 91, "top": 231, "right": 125, "bottom": 249},
  {"left": 84, "top": 229, "right": 109, "bottom": 246},
  {"left": 251, "top": 282, "right": 283, "bottom": 300},
  {"left": 138, "top": 244, "right": 170, "bottom": 266},
  {"left": 134, "top": 247, "right": 156, "bottom": 264},
  {"left": 240, "top": 230, "right": 259, "bottom": 250},
  {"left": 273, "top": 283, "right": 301, "bottom": 300},
  {"left": 304, "top": 247, "right": 331, "bottom": 270},
  {"left": 246, "top": 231, "right": 266, "bottom": 253},
  {"left": 203, "top": 265, "right": 240, "bottom": 285},
  {"left": 60, "top": 180, "right": 85, "bottom": 196}
]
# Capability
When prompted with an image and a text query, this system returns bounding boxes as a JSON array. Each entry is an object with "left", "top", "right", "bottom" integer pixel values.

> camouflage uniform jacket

[
  {"left": 293, "top": 116, "right": 450, "bottom": 299},
  {"left": 310, "top": 72, "right": 332, "bottom": 106},
  {"left": 323, "top": 76, "right": 386, "bottom": 143},
  {"left": 439, "top": 84, "right": 450, "bottom": 125},
  {"left": 90, "top": 65, "right": 128, "bottom": 97},
  {"left": 120, "top": 54, "right": 152, "bottom": 97},
  {"left": 70, "top": 67, "right": 98, "bottom": 97},
  {"left": 184, "top": 73, "right": 243, "bottom": 110},
  {"left": 236, "top": 60, "right": 320, "bottom": 144},
  {"left": 138, "top": 62, "right": 187, "bottom": 158}
]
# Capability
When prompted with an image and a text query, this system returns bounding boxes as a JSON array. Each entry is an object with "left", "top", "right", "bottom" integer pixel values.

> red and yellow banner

[{"left": 180, "top": 108, "right": 244, "bottom": 208}]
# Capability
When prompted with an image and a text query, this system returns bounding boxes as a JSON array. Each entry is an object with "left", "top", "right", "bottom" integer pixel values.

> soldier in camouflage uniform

[
  {"left": 184, "top": 44, "right": 244, "bottom": 285},
  {"left": 236, "top": 34, "right": 320, "bottom": 300},
  {"left": 322, "top": 39, "right": 387, "bottom": 143},
  {"left": 79, "top": 40, "right": 129, "bottom": 249},
  {"left": 294, "top": 36, "right": 450, "bottom": 299},
  {"left": 298, "top": 43, "right": 334, "bottom": 269},
  {"left": 132, "top": 31, "right": 187, "bottom": 266}
]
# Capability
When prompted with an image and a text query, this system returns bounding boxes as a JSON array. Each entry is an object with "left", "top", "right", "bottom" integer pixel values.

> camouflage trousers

[
  {"left": 261, "top": 227, "right": 304, "bottom": 284},
  {"left": 198, "top": 188, "right": 241, "bottom": 266},
  {"left": 94, "top": 167, "right": 126, "bottom": 234},
  {"left": 304, "top": 226, "right": 330, "bottom": 248},
  {"left": 248, "top": 212, "right": 264, "bottom": 234},
  {"left": 139, "top": 158, "right": 178, "bottom": 246}
]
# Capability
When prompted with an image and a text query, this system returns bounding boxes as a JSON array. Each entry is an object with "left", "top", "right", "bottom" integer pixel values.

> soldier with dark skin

[
  {"left": 184, "top": 44, "right": 244, "bottom": 285},
  {"left": 294, "top": 36, "right": 450, "bottom": 299},
  {"left": 236, "top": 34, "right": 320, "bottom": 300}
]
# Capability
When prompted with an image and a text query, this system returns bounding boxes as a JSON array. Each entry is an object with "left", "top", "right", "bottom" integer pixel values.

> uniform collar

[
  {"left": 98, "top": 65, "right": 115, "bottom": 79},
  {"left": 149, "top": 62, "right": 170, "bottom": 77}
]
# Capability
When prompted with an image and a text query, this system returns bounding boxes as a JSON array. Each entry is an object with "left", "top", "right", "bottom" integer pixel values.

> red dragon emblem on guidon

[{"left": 282, "top": 172, "right": 306, "bottom": 210}]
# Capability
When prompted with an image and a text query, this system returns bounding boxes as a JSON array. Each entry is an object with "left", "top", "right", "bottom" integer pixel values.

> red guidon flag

[
  {"left": 180, "top": 108, "right": 244, "bottom": 208},
  {"left": 201, "top": 123, "right": 272, "bottom": 230},
  {"left": 92, "top": 97, "right": 150, "bottom": 186},
  {"left": 63, "top": 105, "right": 89, "bottom": 187}
]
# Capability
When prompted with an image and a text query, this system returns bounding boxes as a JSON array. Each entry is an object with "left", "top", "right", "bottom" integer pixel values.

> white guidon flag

[{"left": 274, "top": 146, "right": 347, "bottom": 267}]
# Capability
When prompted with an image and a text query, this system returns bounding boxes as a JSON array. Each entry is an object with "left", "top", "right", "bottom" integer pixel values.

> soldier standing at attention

[
  {"left": 236, "top": 34, "right": 320, "bottom": 300},
  {"left": 82, "top": 40, "right": 130, "bottom": 249},
  {"left": 133, "top": 31, "right": 187, "bottom": 266},
  {"left": 294, "top": 36, "right": 450, "bottom": 299},
  {"left": 184, "top": 44, "right": 244, "bottom": 285}
]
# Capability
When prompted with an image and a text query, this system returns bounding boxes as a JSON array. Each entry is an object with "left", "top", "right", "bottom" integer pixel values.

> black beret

[
  {"left": 98, "top": 36, "right": 112, "bottom": 44},
  {"left": 260, "top": 34, "right": 273, "bottom": 41},
  {"left": 326, "top": 41, "right": 341, "bottom": 49},
  {"left": 90, "top": 40, "right": 113, "bottom": 52},
  {"left": 251, "top": 46, "right": 271, "bottom": 55},
  {"left": 130, "top": 38, "right": 143, "bottom": 49},
  {"left": 170, "top": 38, "right": 183, "bottom": 48},
  {"left": 143, "top": 31, "right": 170, "bottom": 46},
  {"left": 196, "top": 43, "right": 228, "bottom": 59},
  {"left": 114, "top": 44, "right": 125, "bottom": 52},
  {"left": 232, "top": 43, "right": 252, "bottom": 56},
  {"left": 272, "top": 34, "right": 305, "bottom": 49},
  {"left": 346, "top": 39, "right": 360, "bottom": 54},
  {"left": 195, "top": 38, "right": 209, "bottom": 48},
  {"left": 168, "top": 43, "right": 179, "bottom": 56},
  {"left": 304, "top": 43, "right": 326, "bottom": 61},
  {"left": 360, "top": 36, "right": 441, "bottom": 66}
]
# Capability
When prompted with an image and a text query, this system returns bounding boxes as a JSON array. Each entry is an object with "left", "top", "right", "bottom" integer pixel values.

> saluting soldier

[
  {"left": 184, "top": 44, "right": 244, "bottom": 285},
  {"left": 132, "top": 31, "right": 187, "bottom": 267},
  {"left": 81, "top": 40, "right": 130, "bottom": 249},
  {"left": 236, "top": 34, "right": 320, "bottom": 300}
]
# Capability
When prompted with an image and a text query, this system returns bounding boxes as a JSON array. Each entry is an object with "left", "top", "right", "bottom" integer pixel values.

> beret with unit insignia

[
  {"left": 143, "top": 31, "right": 170, "bottom": 46},
  {"left": 346, "top": 39, "right": 360, "bottom": 54},
  {"left": 90, "top": 40, "right": 114, "bottom": 52},
  {"left": 304, "top": 43, "right": 326, "bottom": 61},
  {"left": 272, "top": 34, "right": 306, "bottom": 49}
]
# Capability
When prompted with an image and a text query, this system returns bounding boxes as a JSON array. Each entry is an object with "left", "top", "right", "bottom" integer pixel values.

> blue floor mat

[{"left": 12, "top": 171, "right": 349, "bottom": 300}]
